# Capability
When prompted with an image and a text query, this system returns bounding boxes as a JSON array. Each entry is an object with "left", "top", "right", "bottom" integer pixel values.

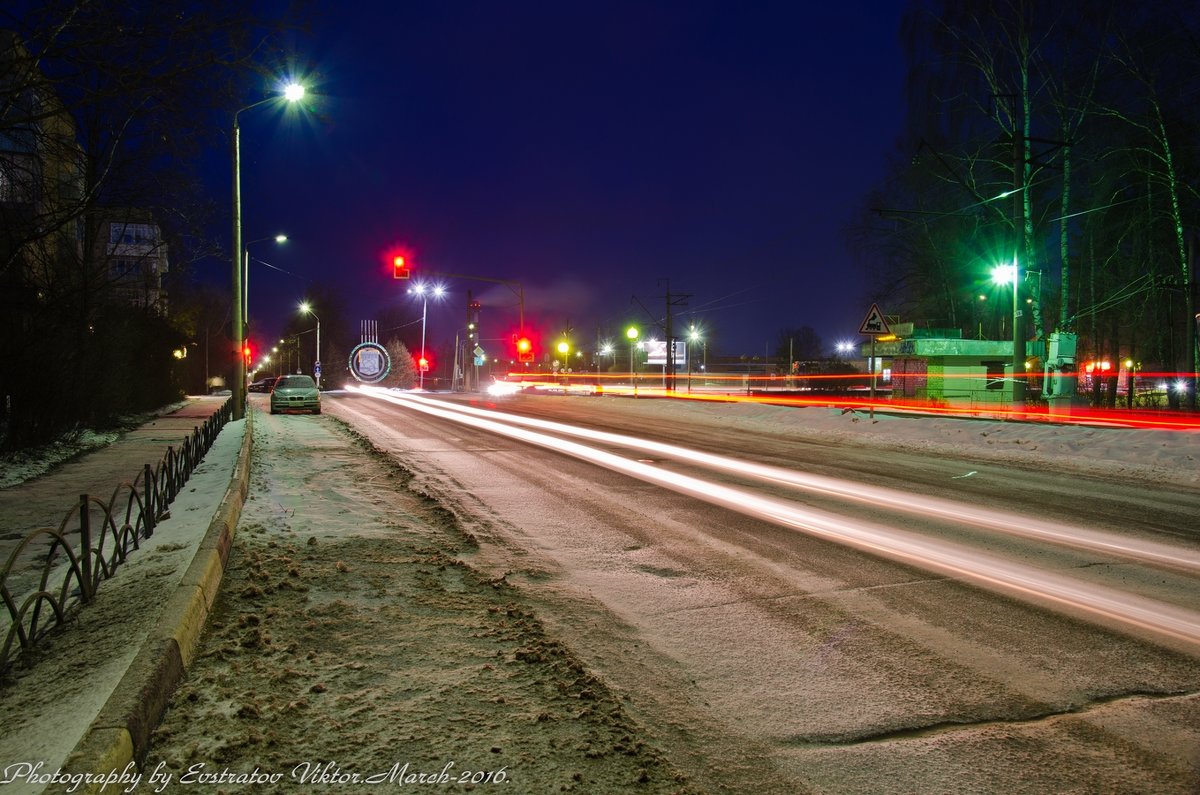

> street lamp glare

[
  {"left": 284, "top": 83, "right": 305, "bottom": 102},
  {"left": 275, "top": 234, "right": 288, "bottom": 243},
  {"left": 991, "top": 263, "right": 1017, "bottom": 286},
  {"left": 626, "top": 326, "right": 639, "bottom": 340}
]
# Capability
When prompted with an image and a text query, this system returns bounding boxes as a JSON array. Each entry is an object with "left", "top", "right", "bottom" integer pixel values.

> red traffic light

[
  {"left": 516, "top": 337, "right": 533, "bottom": 363},
  {"left": 242, "top": 343, "right": 252, "bottom": 364},
  {"left": 417, "top": 356, "right": 430, "bottom": 372},
  {"left": 393, "top": 256, "right": 411, "bottom": 280}
]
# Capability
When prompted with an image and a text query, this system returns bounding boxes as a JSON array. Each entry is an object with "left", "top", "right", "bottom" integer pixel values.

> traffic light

[
  {"left": 393, "top": 256, "right": 410, "bottom": 280},
  {"left": 517, "top": 337, "right": 533, "bottom": 363},
  {"left": 417, "top": 356, "right": 430, "bottom": 372},
  {"left": 243, "top": 343, "right": 252, "bottom": 366}
]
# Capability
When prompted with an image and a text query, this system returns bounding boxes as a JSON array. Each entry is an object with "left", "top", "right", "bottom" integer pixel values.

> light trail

[
  {"left": 349, "top": 386, "right": 1200, "bottom": 651},
  {"left": 501, "top": 373, "right": 1200, "bottom": 430},
  {"left": 359, "top": 387, "right": 1200, "bottom": 575}
]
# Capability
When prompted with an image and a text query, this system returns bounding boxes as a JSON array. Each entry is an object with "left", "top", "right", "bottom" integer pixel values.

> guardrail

[{"left": 0, "top": 398, "right": 233, "bottom": 676}]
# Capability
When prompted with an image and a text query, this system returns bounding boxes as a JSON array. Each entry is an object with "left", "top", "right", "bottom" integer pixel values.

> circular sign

[{"left": 348, "top": 342, "right": 391, "bottom": 383}]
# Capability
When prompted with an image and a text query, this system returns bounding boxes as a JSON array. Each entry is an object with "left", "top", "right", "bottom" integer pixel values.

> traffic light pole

[{"left": 432, "top": 272, "right": 524, "bottom": 337}]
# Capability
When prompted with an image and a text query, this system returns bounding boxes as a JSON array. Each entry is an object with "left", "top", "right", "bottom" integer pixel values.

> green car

[{"left": 269, "top": 374, "right": 321, "bottom": 415}]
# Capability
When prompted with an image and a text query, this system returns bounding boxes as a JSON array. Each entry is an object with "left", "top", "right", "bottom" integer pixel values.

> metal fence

[{"left": 0, "top": 398, "right": 233, "bottom": 675}]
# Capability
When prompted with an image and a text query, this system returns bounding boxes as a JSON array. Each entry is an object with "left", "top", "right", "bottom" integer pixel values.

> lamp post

[
  {"left": 409, "top": 283, "right": 446, "bottom": 390},
  {"left": 232, "top": 82, "right": 305, "bottom": 420},
  {"left": 626, "top": 326, "right": 639, "bottom": 396},
  {"left": 299, "top": 302, "right": 320, "bottom": 388},
  {"left": 244, "top": 234, "right": 287, "bottom": 331},
  {"left": 557, "top": 341, "right": 570, "bottom": 371},
  {"left": 991, "top": 262, "right": 1024, "bottom": 404},
  {"left": 687, "top": 326, "right": 703, "bottom": 394}
]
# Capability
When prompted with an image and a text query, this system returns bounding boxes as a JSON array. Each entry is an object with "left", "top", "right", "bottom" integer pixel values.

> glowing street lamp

[
  {"left": 557, "top": 341, "right": 570, "bottom": 370},
  {"left": 299, "top": 302, "right": 320, "bottom": 388},
  {"left": 409, "top": 282, "right": 446, "bottom": 390},
  {"left": 232, "top": 81, "right": 306, "bottom": 420},
  {"left": 626, "top": 326, "right": 639, "bottom": 395},
  {"left": 991, "top": 261, "right": 1025, "bottom": 404},
  {"left": 686, "top": 326, "right": 703, "bottom": 393},
  {"left": 244, "top": 233, "right": 287, "bottom": 331}
]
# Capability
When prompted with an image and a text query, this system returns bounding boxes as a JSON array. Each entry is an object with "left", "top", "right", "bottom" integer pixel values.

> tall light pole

[
  {"left": 409, "top": 283, "right": 446, "bottom": 390},
  {"left": 626, "top": 326, "right": 639, "bottom": 397},
  {"left": 232, "top": 82, "right": 305, "bottom": 420},
  {"left": 992, "top": 262, "right": 1024, "bottom": 404},
  {"left": 244, "top": 234, "right": 287, "bottom": 331},
  {"left": 299, "top": 302, "right": 321, "bottom": 388},
  {"left": 687, "top": 326, "right": 702, "bottom": 394}
]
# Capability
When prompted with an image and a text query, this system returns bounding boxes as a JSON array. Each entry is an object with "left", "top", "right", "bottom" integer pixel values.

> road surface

[
  {"left": 312, "top": 388, "right": 1200, "bottom": 793},
  {"left": 144, "top": 390, "right": 1200, "bottom": 793}
]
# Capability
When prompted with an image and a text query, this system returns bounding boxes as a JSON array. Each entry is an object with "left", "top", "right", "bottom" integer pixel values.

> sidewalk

[
  {"left": 0, "top": 396, "right": 230, "bottom": 537},
  {"left": 0, "top": 397, "right": 232, "bottom": 603},
  {"left": 0, "top": 396, "right": 251, "bottom": 794}
]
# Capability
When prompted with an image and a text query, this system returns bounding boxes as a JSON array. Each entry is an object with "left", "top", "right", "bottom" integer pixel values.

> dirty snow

[{"left": 145, "top": 410, "right": 691, "bottom": 793}]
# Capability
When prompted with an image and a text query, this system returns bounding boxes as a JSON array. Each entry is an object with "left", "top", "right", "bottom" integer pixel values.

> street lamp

[
  {"left": 991, "top": 261, "right": 1025, "bottom": 404},
  {"left": 232, "top": 82, "right": 306, "bottom": 420},
  {"left": 687, "top": 326, "right": 702, "bottom": 394},
  {"left": 244, "top": 234, "right": 287, "bottom": 330},
  {"left": 409, "top": 282, "right": 446, "bottom": 390},
  {"left": 557, "top": 341, "right": 570, "bottom": 370},
  {"left": 626, "top": 326, "right": 639, "bottom": 395},
  {"left": 299, "top": 302, "right": 321, "bottom": 388}
]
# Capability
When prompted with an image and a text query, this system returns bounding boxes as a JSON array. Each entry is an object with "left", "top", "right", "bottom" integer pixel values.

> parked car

[
  {"left": 269, "top": 375, "right": 321, "bottom": 415},
  {"left": 248, "top": 376, "right": 278, "bottom": 393}
]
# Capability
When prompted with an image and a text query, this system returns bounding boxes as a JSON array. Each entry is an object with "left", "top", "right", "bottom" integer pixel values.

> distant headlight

[{"left": 487, "top": 381, "right": 521, "bottom": 396}]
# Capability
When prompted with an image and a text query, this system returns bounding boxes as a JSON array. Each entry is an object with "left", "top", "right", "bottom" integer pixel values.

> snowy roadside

[{"left": 145, "top": 412, "right": 695, "bottom": 794}]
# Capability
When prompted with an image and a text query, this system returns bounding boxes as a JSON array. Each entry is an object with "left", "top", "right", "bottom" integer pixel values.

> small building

[{"left": 861, "top": 324, "right": 1043, "bottom": 405}]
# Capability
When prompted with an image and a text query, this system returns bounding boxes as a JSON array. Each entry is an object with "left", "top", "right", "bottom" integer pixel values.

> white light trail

[
  {"left": 351, "top": 387, "right": 1200, "bottom": 650},
  {"left": 360, "top": 388, "right": 1200, "bottom": 575}
]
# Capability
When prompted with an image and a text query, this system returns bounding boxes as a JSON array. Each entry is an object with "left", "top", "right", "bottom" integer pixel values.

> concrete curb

[{"left": 57, "top": 410, "right": 254, "bottom": 793}]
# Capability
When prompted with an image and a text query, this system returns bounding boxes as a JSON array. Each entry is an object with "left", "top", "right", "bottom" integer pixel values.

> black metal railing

[{"left": 0, "top": 398, "right": 233, "bottom": 675}]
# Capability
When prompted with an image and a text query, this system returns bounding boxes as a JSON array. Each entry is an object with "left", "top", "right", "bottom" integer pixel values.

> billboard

[{"left": 644, "top": 339, "right": 687, "bottom": 367}]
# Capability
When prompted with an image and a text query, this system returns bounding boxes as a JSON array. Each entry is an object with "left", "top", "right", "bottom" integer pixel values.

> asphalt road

[{"left": 324, "top": 389, "right": 1200, "bottom": 794}]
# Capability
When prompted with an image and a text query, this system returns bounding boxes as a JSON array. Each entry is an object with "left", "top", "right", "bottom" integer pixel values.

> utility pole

[{"left": 659, "top": 279, "right": 691, "bottom": 392}]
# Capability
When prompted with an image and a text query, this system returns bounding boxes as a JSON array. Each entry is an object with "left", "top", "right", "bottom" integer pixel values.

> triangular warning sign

[{"left": 858, "top": 303, "right": 890, "bottom": 335}]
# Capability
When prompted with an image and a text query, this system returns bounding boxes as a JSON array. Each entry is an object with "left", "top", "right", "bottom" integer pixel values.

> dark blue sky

[{"left": 234, "top": 0, "right": 905, "bottom": 358}]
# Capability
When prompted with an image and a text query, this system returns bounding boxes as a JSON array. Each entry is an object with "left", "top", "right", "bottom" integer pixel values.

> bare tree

[{"left": 0, "top": 0, "right": 310, "bottom": 447}]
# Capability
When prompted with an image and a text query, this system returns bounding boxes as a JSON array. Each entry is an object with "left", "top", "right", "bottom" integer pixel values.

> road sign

[
  {"left": 473, "top": 345, "right": 485, "bottom": 358},
  {"left": 858, "top": 304, "right": 890, "bottom": 336},
  {"left": 314, "top": 361, "right": 322, "bottom": 379}
]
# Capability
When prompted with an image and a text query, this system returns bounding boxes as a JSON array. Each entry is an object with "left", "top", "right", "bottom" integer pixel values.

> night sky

[{"left": 232, "top": 0, "right": 905, "bottom": 359}]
